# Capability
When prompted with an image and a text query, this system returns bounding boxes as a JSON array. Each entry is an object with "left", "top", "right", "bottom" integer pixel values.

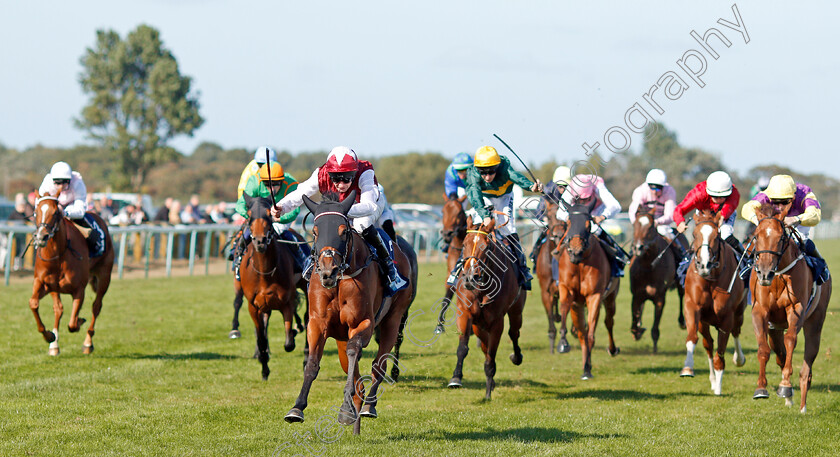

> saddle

[{"left": 72, "top": 213, "right": 106, "bottom": 258}]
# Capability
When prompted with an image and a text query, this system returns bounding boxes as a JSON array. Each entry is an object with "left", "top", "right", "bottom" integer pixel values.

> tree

[{"left": 76, "top": 24, "right": 203, "bottom": 192}]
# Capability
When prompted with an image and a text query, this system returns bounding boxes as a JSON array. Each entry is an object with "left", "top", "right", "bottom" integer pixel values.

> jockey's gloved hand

[
  {"left": 530, "top": 180, "right": 543, "bottom": 193},
  {"left": 783, "top": 216, "right": 800, "bottom": 227},
  {"left": 270, "top": 205, "right": 283, "bottom": 220}
]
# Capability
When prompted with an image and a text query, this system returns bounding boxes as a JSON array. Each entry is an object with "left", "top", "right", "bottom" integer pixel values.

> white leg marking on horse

[
  {"left": 699, "top": 225, "right": 714, "bottom": 266},
  {"left": 49, "top": 328, "right": 59, "bottom": 349},
  {"left": 685, "top": 341, "right": 695, "bottom": 367},
  {"left": 713, "top": 369, "right": 724, "bottom": 395},
  {"left": 732, "top": 337, "right": 745, "bottom": 367},
  {"left": 707, "top": 358, "right": 716, "bottom": 388},
  {"left": 785, "top": 397, "right": 794, "bottom": 407},
  {"left": 800, "top": 405, "right": 807, "bottom": 414}
]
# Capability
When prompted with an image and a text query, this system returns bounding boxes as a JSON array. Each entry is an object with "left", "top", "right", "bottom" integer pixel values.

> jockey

[
  {"left": 444, "top": 152, "right": 473, "bottom": 203},
  {"left": 233, "top": 161, "right": 309, "bottom": 274},
  {"left": 628, "top": 169, "right": 687, "bottom": 259},
  {"left": 740, "top": 174, "right": 829, "bottom": 283},
  {"left": 38, "top": 161, "right": 104, "bottom": 255},
  {"left": 271, "top": 146, "right": 408, "bottom": 297},
  {"left": 438, "top": 152, "right": 473, "bottom": 253},
  {"left": 458, "top": 145, "right": 542, "bottom": 290},
  {"left": 237, "top": 146, "right": 277, "bottom": 199},
  {"left": 674, "top": 171, "right": 744, "bottom": 257},
  {"left": 529, "top": 165, "right": 571, "bottom": 268},
  {"left": 556, "top": 173, "right": 628, "bottom": 277}
]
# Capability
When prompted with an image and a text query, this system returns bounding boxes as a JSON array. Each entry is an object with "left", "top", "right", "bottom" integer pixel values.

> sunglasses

[
  {"left": 53, "top": 179, "right": 70, "bottom": 185},
  {"left": 329, "top": 173, "right": 356, "bottom": 184},
  {"left": 477, "top": 167, "right": 497, "bottom": 176},
  {"left": 770, "top": 198, "right": 792, "bottom": 205},
  {"left": 648, "top": 184, "right": 663, "bottom": 191}
]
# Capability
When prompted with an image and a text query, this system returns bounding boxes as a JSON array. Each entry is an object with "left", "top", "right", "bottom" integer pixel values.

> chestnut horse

[
  {"left": 534, "top": 202, "right": 573, "bottom": 353},
  {"left": 628, "top": 203, "right": 685, "bottom": 352},
  {"left": 550, "top": 200, "right": 619, "bottom": 380},
  {"left": 749, "top": 203, "right": 831, "bottom": 412},
  {"left": 285, "top": 191, "right": 417, "bottom": 435},
  {"left": 29, "top": 193, "right": 114, "bottom": 355},
  {"left": 679, "top": 210, "right": 747, "bottom": 395},
  {"left": 434, "top": 193, "right": 468, "bottom": 334},
  {"left": 447, "top": 218, "right": 526, "bottom": 400},
  {"left": 238, "top": 195, "right": 309, "bottom": 380}
]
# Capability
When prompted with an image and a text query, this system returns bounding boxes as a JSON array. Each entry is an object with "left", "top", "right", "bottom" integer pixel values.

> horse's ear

[
  {"left": 339, "top": 190, "right": 356, "bottom": 215},
  {"left": 443, "top": 192, "right": 449, "bottom": 201},
  {"left": 753, "top": 206, "right": 763, "bottom": 223},
  {"left": 692, "top": 211, "right": 701, "bottom": 224},
  {"left": 713, "top": 211, "right": 723, "bottom": 226},
  {"left": 484, "top": 218, "right": 496, "bottom": 232},
  {"left": 243, "top": 193, "right": 253, "bottom": 209},
  {"left": 466, "top": 217, "right": 476, "bottom": 230},
  {"left": 457, "top": 194, "right": 468, "bottom": 203},
  {"left": 302, "top": 195, "right": 317, "bottom": 214},
  {"left": 776, "top": 203, "right": 791, "bottom": 219}
]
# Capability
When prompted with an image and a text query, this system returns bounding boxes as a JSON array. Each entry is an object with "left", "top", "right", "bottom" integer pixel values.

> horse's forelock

[
  {"left": 322, "top": 191, "right": 341, "bottom": 203},
  {"left": 757, "top": 202, "right": 779, "bottom": 219}
]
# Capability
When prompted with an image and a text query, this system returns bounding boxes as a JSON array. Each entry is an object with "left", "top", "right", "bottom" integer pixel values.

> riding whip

[
  {"left": 727, "top": 238, "right": 753, "bottom": 293},
  {"left": 265, "top": 149, "right": 277, "bottom": 208},
  {"left": 492, "top": 134, "right": 541, "bottom": 191},
  {"left": 651, "top": 226, "right": 684, "bottom": 267}
]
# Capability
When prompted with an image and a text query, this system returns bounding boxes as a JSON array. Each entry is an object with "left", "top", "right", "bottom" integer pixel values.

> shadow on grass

[
  {"left": 393, "top": 376, "right": 551, "bottom": 392},
  {"left": 387, "top": 426, "right": 621, "bottom": 443},
  {"left": 111, "top": 352, "right": 240, "bottom": 361}
]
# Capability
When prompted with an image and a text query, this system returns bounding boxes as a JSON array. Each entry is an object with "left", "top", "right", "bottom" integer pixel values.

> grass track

[{"left": 2, "top": 240, "right": 840, "bottom": 456}]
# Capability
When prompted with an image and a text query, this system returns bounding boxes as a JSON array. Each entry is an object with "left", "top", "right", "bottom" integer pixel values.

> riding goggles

[
  {"left": 329, "top": 171, "right": 356, "bottom": 184},
  {"left": 770, "top": 198, "right": 792, "bottom": 206},
  {"left": 477, "top": 166, "right": 498, "bottom": 176},
  {"left": 53, "top": 179, "right": 70, "bottom": 185},
  {"left": 648, "top": 184, "right": 663, "bottom": 191}
]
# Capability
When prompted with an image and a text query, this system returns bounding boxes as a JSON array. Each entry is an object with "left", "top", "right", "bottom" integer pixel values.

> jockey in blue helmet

[{"left": 444, "top": 152, "right": 473, "bottom": 202}]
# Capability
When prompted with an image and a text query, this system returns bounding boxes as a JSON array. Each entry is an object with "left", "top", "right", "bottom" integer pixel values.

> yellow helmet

[
  {"left": 474, "top": 146, "right": 501, "bottom": 168},
  {"left": 764, "top": 175, "right": 796, "bottom": 200},
  {"left": 553, "top": 166, "right": 572, "bottom": 186},
  {"left": 258, "top": 162, "right": 285, "bottom": 182}
]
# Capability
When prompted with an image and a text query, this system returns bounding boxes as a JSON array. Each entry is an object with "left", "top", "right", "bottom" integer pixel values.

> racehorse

[
  {"left": 29, "top": 193, "right": 114, "bottom": 355},
  {"left": 551, "top": 200, "right": 619, "bottom": 380},
  {"left": 749, "top": 202, "right": 831, "bottom": 412},
  {"left": 434, "top": 192, "right": 468, "bottom": 334},
  {"left": 447, "top": 217, "right": 526, "bottom": 400},
  {"left": 628, "top": 203, "right": 685, "bottom": 352},
  {"left": 534, "top": 202, "right": 573, "bottom": 353},
  {"left": 238, "top": 195, "right": 309, "bottom": 380},
  {"left": 679, "top": 210, "right": 747, "bottom": 395},
  {"left": 285, "top": 191, "right": 417, "bottom": 435}
]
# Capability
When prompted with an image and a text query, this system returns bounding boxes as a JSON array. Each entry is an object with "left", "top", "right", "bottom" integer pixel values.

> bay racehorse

[
  {"left": 29, "top": 193, "right": 114, "bottom": 355},
  {"left": 447, "top": 218, "right": 526, "bottom": 400},
  {"left": 679, "top": 210, "right": 747, "bottom": 395},
  {"left": 551, "top": 200, "right": 619, "bottom": 380},
  {"left": 534, "top": 202, "right": 573, "bottom": 353},
  {"left": 285, "top": 191, "right": 417, "bottom": 435},
  {"left": 749, "top": 202, "right": 831, "bottom": 412},
  {"left": 628, "top": 203, "right": 685, "bottom": 352},
  {"left": 434, "top": 192, "right": 468, "bottom": 334},
  {"left": 238, "top": 195, "right": 309, "bottom": 380}
]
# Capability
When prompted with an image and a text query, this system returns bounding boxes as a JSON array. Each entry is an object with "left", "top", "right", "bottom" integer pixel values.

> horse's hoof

[
  {"left": 558, "top": 339, "right": 571, "bottom": 353},
  {"left": 678, "top": 316, "right": 686, "bottom": 330},
  {"left": 295, "top": 323, "right": 305, "bottom": 334},
  {"left": 581, "top": 371, "right": 593, "bottom": 380},
  {"left": 43, "top": 330, "right": 56, "bottom": 343},
  {"left": 734, "top": 352, "right": 746, "bottom": 367},
  {"left": 680, "top": 367, "right": 694, "bottom": 377},
  {"left": 608, "top": 346, "right": 620, "bottom": 357},
  {"left": 284, "top": 342, "right": 295, "bottom": 353},
  {"left": 284, "top": 408, "right": 304, "bottom": 423},
  {"left": 228, "top": 330, "right": 241, "bottom": 339},
  {"left": 631, "top": 327, "right": 646, "bottom": 341},
  {"left": 82, "top": 344, "right": 94, "bottom": 355},
  {"left": 337, "top": 407, "right": 357, "bottom": 425},
  {"left": 434, "top": 324, "right": 445, "bottom": 335},
  {"left": 359, "top": 404, "right": 378, "bottom": 419},
  {"left": 48, "top": 347, "right": 60, "bottom": 356},
  {"left": 447, "top": 378, "right": 462, "bottom": 388},
  {"left": 753, "top": 388, "right": 770, "bottom": 399},
  {"left": 777, "top": 385, "right": 793, "bottom": 398},
  {"left": 509, "top": 353, "right": 523, "bottom": 366},
  {"left": 68, "top": 318, "right": 86, "bottom": 333}
]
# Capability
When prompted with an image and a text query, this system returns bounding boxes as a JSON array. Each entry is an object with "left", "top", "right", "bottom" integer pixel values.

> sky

[{"left": 2, "top": 1, "right": 838, "bottom": 178}]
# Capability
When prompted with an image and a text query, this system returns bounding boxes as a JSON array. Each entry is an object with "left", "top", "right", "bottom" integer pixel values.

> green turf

[{"left": 2, "top": 240, "right": 840, "bottom": 456}]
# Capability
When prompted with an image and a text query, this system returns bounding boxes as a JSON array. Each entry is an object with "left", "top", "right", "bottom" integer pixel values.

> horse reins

[
  {"left": 752, "top": 216, "right": 801, "bottom": 274},
  {"left": 33, "top": 196, "right": 67, "bottom": 261}
]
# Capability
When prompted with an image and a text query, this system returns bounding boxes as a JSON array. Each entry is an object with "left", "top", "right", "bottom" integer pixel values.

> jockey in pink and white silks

[
  {"left": 628, "top": 169, "right": 688, "bottom": 258},
  {"left": 555, "top": 174, "right": 628, "bottom": 277}
]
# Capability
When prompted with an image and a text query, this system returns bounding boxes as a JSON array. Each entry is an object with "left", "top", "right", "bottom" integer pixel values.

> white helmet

[
  {"left": 254, "top": 146, "right": 277, "bottom": 164},
  {"left": 553, "top": 166, "right": 572, "bottom": 186},
  {"left": 50, "top": 162, "right": 72, "bottom": 180},
  {"left": 645, "top": 169, "right": 667, "bottom": 186},
  {"left": 706, "top": 171, "right": 733, "bottom": 197}
]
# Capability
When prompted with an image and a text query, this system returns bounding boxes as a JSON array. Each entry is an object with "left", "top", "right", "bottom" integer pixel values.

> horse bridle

[
  {"left": 752, "top": 216, "right": 792, "bottom": 274},
  {"left": 247, "top": 213, "right": 279, "bottom": 276},
  {"left": 561, "top": 209, "right": 592, "bottom": 255},
  {"left": 692, "top": 220, "right": 722, "bottom": 272},
  {"left": 461, "top": 228, "right": 500, "bottom": 297},
  {"left": 312, "top": 211, "right": 355, "bottom": 282},
  {"left": 33, "top": 196, "right": 62, "bottom": 250}
]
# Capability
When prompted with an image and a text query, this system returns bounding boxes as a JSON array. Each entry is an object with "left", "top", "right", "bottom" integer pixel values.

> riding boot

[
  {"left": 506, "top": 233, "right": 532, "bottom": 290},
  {"left": 803, "top": 239, "right": 830, "bottom": 284},
  {"left": 72, "top": 217, "right": 99, "bottom": 256},
  {"left": 724, "top": 235, "right": 746, "bottom": 259},
  {"left": 446, "top": 256, "right": 464, "bottom": 287},
  {"left": 362, "top": 226, "right": 408, "bottom": 297},
  {"left": 597, "top": 230, "right": 626, "bottom": 277},
  {"left": 530, "top": 229, "right": 548, "bottom": 272}
]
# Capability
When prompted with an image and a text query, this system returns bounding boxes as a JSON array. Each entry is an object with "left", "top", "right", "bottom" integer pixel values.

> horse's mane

[
  {"left": 322, "top": 191, "right": 341, "bottom": 203},
  {"left": 757, "top": 202, "right": 780, "bottom": 219}
]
